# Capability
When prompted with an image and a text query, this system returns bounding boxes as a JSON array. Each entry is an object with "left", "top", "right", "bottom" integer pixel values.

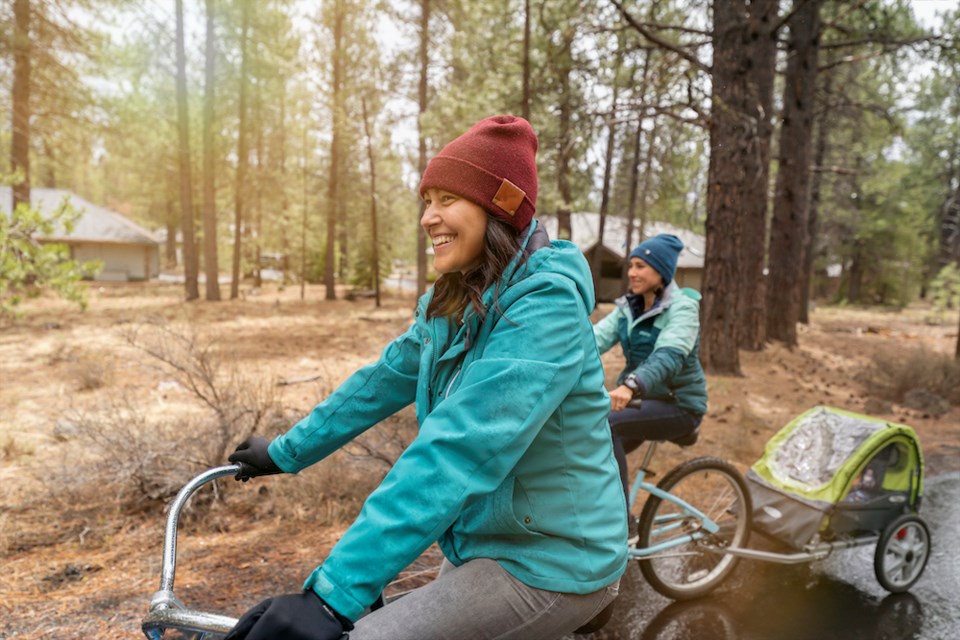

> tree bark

[
  {"left": 738, "top": 0, "right": 779, "bottom": 350},
  {"left": 175, "top": 0, "right": 199, "bottom": 300},
  {"left": 416, "top": 0, "right": 430, "bottom": 297},
  {"left": 800, "top": 69, "right": 832, "bottom": 323},
  {"left": 11, "top": 0, "right": 31, "bottom": 211},
  {"left": 622, "top": 46, "right": 655, "bottom": 290},
  {"left": 622, "top": 119, "right": 643, "bottom": 289},
  {"left": 164, "top": 171, "right": 178, "bottom": 268},
  {"left": 766, "top": 0, "right": 821, "bottom": 345},
  {"left": 939, "top": 182, "right": 960, "bottom": 271},
  {"left": 324, "top": 0, "right": 345, "bottom": 301},
  {"left": 701, "top": 0, "right": 748, "bottom": 374},
  {"left": 202, "top": 0, "right": 221, "bottom": 301},
  {"left": 300, "top": 117, "right": 308, "bottom": 301},
  {"left": 556, "top": 62, "right": 574, "bottom": 241},
  {"left": 847, "top": 238, "right": 864, "bottom": 303},
  {"left": 592, "top": 52, "right": 623, "bottom": 302},
  {"left": 252, "top": 78, "right": 264, "bottom": 289},
  {"left": 230, "top": 0, "right": 251, "bottom": 300},
  {"left": 362, "top": 97, "right": 381, "bottom": 308},
  {"left": 522, "top": 0, "right": 531, "bottom": 121}
]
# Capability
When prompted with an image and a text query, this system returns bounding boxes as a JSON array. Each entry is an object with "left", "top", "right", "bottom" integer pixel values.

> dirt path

[{"left": 1, "top": 282, "right": 957, "bottom": 638}]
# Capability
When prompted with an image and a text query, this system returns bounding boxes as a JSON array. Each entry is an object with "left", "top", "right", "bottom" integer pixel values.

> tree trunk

[
  {"left": 39, "top": 135, "right": 55, "bottom": 188},
  {"left": 556, "top": 62, "right": 574, "bottom": 241},
  {"left": 164, "top": 172, "right": 178, "bottom": 268},
  {"left": 700, "top": 0, "right": 748, "bottom": 374},
  {"left": 800, "top": 71, "right": 832, "bottom": 323},
  {"left": 622, "top": 47, "right": 654, "bottom": 290},
  {"left": 300, "top": 117, "right": 308, "bottom": 300},
  {"left": 592, "top": 54, "right": 623, "bottom": 303},
  {"left": 362, "top": 97, "right": 381, "bottom": 308},
  {"left": 202, "top": 0, "right": 221, "bottom": 301},
  {"left": 338, "top": 198, "right": 348, "bottom": 280},
  {"left": 252, "top": 79, "right": 264, "bottom": 289},
  {"left": 737, "top": 0, "right": 779, "bottom": 350},
  {"left": 622, "top": 119, "right": 644, "bottom": 291},
  {"left": 939, "top": 182, "right": 960, "bottom": 271},
  {"left": 175, "top": 0, "right": 199, "bottom": 300},
  {"left": 766, "top": 0, "right": 821, "bottom": 346},
  {"left": 416, "top": 0, "right": 430, "bottom": 297},
  {"left": 521, "top": 0, "right": 531, "bottom": 121},
  {"left": 592, "top": 118, "right": 616, "bottom": 301},
  {"left": 324, "top": 0, "right": 345, "bottom": 301},
  {"left": 847, "top": 239, "right": 864, "bottom": 303},
  {"left": 230, "top": 0, "right": 251, "bottom": 300},
  {"left": 11, "top": 0, "right": 31, "bottom": 211}
]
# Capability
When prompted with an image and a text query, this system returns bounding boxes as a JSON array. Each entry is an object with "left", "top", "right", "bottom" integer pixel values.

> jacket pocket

[{"left": 495, "top": 476, "right": 539, "bottom": 535}]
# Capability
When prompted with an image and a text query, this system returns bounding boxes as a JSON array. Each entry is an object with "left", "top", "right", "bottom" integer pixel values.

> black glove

[
  {"left": 223, "top": 591, "right": 351, "bottom": 640},
  {"left": 228, "top": 436, "right": 282, "bottom": 481}
]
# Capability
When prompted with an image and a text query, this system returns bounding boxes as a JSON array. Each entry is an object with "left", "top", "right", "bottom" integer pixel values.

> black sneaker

[{"left": 627, "top": 516, "right": 640, "bottom": 546}]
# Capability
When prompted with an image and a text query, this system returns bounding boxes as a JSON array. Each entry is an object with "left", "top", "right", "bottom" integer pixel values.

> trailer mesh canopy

[{"left": 770, "top": 409, "right": 883, "bottom": 488}]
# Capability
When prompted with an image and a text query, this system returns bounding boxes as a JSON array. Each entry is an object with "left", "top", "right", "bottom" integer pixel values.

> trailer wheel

[{"left": 874, "top": 514, "right": 930, "bottom": 593}]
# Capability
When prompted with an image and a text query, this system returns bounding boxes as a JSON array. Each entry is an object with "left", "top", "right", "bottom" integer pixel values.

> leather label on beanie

[{"left": 492, "top": 178, "right": 525, "bottom": 215}]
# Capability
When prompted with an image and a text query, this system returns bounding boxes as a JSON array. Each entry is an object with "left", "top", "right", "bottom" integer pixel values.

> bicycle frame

[{"left": 626, "top": 442, "right": 720, "bottom": 559}]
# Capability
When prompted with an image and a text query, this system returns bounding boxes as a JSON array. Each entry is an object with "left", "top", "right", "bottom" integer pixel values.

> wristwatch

[{"left": 623, "top": 373, "right": 641, "bottom": 397}]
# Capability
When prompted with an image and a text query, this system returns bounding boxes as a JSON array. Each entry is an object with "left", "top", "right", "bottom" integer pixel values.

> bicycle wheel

[
  {"left": 874, "top": 514, "right": 930, "bottom": 593},
  {"left": 636, "top": 456, "right": 751, "bottom": 600}
]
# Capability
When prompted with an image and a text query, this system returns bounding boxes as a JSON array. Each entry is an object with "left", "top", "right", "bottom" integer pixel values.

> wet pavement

[{"left": 564, "top": 472, "right": 959, "bottom": 640}]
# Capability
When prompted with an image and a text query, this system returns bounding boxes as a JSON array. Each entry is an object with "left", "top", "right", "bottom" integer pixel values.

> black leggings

[{"left": 608, "top": 399, "right": 703, "bottom": 507}]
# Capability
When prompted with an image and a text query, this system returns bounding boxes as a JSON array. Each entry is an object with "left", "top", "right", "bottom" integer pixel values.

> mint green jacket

[
  {"left": 593, "top": 282, "right": 708, "bottom": 416},
  {"left": 268, "top": 222, "right": 627, "bottom": 621}
]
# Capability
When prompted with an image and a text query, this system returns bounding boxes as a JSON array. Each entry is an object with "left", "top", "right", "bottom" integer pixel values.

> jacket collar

[
  {"left": 615, "top": 281, "right": 681, "bottom": 324},
  {"left": 434, "top": 220, "right": 551, "bottom": 352}
]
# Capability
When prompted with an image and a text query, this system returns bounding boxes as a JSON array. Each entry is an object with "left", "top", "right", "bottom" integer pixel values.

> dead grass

[
  {"left": 1, "top": 284, "right": 958, "bottom": 638},
  {"left": 865, "top": 345, "right": 960, "bottom": 407}
]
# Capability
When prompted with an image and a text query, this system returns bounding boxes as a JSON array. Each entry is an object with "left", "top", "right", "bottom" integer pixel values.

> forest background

[
  {"left": 1, "top": 0, "right": 960, "bottom": 638},
  {"left": 2, "top": 0, "right": 959, "bottom": 367}
]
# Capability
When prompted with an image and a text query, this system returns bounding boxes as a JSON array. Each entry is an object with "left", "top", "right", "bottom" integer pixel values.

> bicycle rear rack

[{"left": 141, "top": 465, "right": 241, "bottom": 640}]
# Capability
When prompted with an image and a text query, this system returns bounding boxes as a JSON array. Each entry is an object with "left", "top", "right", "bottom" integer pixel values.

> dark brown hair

[{"left": 426, "top": 215, "right": 526, "bottom": 322}]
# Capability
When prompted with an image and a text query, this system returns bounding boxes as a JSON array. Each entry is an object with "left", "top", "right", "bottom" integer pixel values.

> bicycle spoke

[{"left": 637, "top": 458, "right": 752, "bottom": 600}]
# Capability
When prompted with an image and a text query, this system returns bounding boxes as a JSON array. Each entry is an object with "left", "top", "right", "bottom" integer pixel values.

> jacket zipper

[{"left": 444, "top": 367, "right": 462, "bottom": 398}]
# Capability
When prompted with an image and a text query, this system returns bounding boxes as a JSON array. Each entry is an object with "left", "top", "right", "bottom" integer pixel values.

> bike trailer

[{"left": 746, "top": 406, "right": 924, "bottom": 549}]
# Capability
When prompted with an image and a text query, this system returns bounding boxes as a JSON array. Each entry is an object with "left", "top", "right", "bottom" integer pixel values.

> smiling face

[
  {"left": 421, "top": 188, "right": 489, "bottom": 275},
  {"left": 627, "top": 257, "right": 664, "bottom": 296}
]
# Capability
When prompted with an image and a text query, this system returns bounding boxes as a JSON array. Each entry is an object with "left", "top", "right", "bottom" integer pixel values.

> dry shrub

[
  {"left": 40, "top": 318, "right": 420, "bottom": 528},
  {"left": 240, "top": 410, "right": 419, "bottom": 526},
  {"left": 0, "top": 513, "right": 9, "bottom": 556},
  {"left": 1, "top": 432, "right": 34, "bottom": 461},
  {"left": 866, "top": 346, "right": 960, "bottom": 408},
  {"left": 44, "top": 342, "right": 113, "bottom": 390},
  {"left": 39, "top": 318, "right": 296, "bottom": 515},
  {"left": 121, "top": 317, "right": 290, "bottom": 466},
  {"left": 264, "top": 452, "right": 383, "bottom": 525},
  {"left": 61, "top": 399, "right": 230, "bottom": 510},
  {"left": 67, "top": 351, "right": 113, "bottom": 391}
]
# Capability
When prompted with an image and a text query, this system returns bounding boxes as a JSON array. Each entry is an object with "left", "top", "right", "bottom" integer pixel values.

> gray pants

[{"left": 349, "top": 558, "right": 620, "bottom": 640}]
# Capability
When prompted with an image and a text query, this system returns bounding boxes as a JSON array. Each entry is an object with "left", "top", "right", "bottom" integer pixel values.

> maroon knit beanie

[{"left": 419, "top": 115, "right": 539, "bottom": 232}]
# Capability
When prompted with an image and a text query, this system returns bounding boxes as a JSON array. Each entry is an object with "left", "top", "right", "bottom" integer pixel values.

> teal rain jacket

[
  {"left": 268, "top": 222, "right": 628, "bottom": 621},
  {"left": 593, "top": 282, "right": 708, "bottom": 416}
]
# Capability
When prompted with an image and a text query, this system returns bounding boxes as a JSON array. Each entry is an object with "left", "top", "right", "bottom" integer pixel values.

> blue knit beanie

[{"left": 629, "top": 234, "right": 684, "bottom": 284}]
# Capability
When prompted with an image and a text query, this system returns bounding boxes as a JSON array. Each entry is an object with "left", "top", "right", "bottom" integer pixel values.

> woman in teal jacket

[
  {"left": 593, "top": 235, "right": 708, "bottom": 540},
  {"left": 225, "top": 116, "right": 626, "bottom": 640}
]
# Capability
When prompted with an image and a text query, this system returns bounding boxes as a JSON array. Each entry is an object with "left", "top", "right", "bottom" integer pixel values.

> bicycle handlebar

[{"left": 152, "top": 464, "right": 241, "bottom": 607}]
